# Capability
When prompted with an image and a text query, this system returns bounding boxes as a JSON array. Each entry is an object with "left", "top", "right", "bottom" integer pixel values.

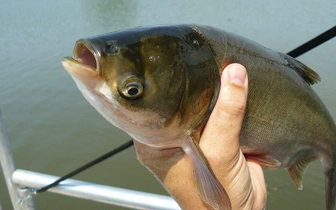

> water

[{"left": 0, "top": 0, "right": 335, "bottom": 209}]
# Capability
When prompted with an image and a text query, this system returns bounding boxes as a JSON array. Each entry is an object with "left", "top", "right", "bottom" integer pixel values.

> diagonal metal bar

[{"left": 0, "top": 109, "right": 35, "bottom": 210}]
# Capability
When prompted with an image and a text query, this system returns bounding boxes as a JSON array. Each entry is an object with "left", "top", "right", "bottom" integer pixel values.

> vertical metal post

[{"left": 0, "top": 108, "right": 36, "bottom": 210}]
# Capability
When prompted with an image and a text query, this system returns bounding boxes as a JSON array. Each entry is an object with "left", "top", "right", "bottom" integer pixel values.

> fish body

[{"left": 62, "top": 25, "right": 336, "bottom": 210}]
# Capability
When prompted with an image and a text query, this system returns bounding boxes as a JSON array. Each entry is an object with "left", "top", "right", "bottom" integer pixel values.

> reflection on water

[{"left": 0, "top": 0, "right": 335, "bottom": 209}]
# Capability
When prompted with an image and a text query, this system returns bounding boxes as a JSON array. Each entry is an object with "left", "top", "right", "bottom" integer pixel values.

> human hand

[
  {"left": 134, "top": 63, "right": 266, "bottom": 210},
  {"left": 199, "top": 63, "right": 266, "bottom": 209}
]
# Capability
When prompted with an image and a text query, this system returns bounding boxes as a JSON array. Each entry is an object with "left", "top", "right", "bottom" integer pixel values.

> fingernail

[{"left": 228, "top": 65, "right": 246, "bottom": 87}]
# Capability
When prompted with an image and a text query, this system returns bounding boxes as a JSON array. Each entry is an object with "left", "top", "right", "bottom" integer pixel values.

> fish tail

[{"left": 325, "top": 165, "right": 336, "bottom": 210}]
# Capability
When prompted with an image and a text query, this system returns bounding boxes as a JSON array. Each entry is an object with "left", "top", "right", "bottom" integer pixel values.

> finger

[{"left": 200, "top": 63, "right": 248, "bottom": 169}]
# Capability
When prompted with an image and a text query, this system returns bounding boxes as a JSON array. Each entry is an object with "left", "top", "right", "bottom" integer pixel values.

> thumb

[
  {"left": 200, "top": 63, "right": 248, "bottom": 173},
  {"left": 199, "top": 64, "right": 267, "bottom": 209}
]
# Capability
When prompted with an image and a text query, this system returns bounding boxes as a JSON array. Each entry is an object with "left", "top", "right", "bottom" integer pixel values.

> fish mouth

[
  {"left": 74, "top": 41, "right": 100, "bottom": 73},
  {"left": 62, "top": 40, "right": 100, "bottom": 76}
]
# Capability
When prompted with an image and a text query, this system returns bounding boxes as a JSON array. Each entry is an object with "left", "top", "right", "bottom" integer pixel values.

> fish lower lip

[
  {"left": 62, "top": 57, "right": 98, "bottom": 74},
  {"left": 73, "top": 41, "right": 99, "bottom": 73}
]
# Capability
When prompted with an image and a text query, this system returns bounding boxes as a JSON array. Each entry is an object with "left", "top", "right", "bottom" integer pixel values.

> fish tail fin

[
  {"left": 184, "top": 138, "right": 231, "bottom": 210},
  {"left": 325, "top": 166, "right": 336, "bottom": 210}
]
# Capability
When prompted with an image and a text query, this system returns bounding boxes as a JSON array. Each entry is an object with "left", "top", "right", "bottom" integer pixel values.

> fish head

[{"left": 62, "top": 25, "right": 219, "bottom": 146}]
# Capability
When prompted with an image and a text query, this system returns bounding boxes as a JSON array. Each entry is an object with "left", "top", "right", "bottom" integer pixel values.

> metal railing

[{"left": 0, "top": 108, "right": 180, "bottom": 210}]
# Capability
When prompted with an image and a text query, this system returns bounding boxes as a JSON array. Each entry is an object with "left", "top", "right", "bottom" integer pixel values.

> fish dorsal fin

[
  {"left": 283, "top": 54, "right": 321, "bottom": 85},
  {"left": 287, "top": 155, "right": 317, "bottom": 189},
  {"left": 183, "top": 137, "right": 231, "bottom": 210}
]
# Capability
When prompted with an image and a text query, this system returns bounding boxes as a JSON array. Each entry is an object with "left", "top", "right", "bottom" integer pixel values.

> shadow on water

[{"left": 80, "top": 0, "right": 138, "bottom": 31}]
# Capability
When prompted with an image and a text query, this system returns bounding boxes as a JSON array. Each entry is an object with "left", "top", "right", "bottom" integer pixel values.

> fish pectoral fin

[
  {"left": 287, "top": 155, "right": 317, "bottom": 190},
  {"left": 244, "top": 154, "right": 281, "bottom": 168},
  {"left": 194, "top": 159, "right": 231, "bottom": 210},
  {"left": 184, "top": 138, "right": 231, "bottom": 210}
]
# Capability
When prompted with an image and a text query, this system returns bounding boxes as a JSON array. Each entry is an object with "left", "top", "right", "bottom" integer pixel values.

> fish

[{"left": 62, "top": 24, "right": 336, "bottom": 210}]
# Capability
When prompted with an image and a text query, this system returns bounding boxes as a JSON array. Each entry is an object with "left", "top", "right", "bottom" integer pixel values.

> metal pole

[
  {"left": 13, "top": 169, "right": 181, "bottom": 210},
  {"left": 0, "top": 109, "right": 36, "bottom": 210}
]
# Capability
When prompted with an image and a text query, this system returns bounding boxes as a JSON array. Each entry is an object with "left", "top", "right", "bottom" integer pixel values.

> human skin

[{"left": 134, "top": 64, "right": 267, "bottom": 210}]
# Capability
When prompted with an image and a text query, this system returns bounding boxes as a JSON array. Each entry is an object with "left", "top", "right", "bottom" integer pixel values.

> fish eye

[{"left": 121, "top": 81, "right": 143, "bottom": 99}]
